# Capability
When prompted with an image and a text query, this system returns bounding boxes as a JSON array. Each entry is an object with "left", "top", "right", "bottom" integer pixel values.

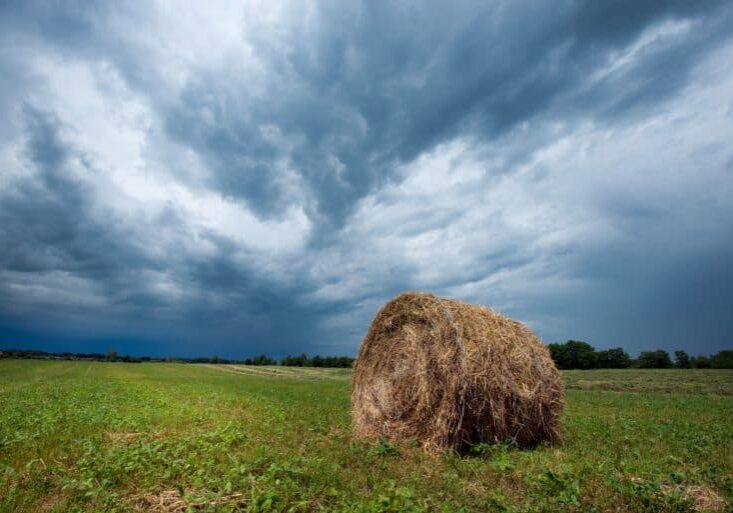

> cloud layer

[{"left": 1, "top": 0, "right": 732, "bottom": 357}]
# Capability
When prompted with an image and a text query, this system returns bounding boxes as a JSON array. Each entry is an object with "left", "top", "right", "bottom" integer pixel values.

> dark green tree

[
  {"left": 245, "top": 354, "right": 274, "bottom": 365},
  {"left": 281, "top": 353, "right": 311, "bottom": 366},
  {"left": 547, "top": 340, "right": 597, "bottom": 369},
  {"left": 636, "top": 350, "right": 672, "bottom": 369},
  {"left": 674, "top": 350, "right": 691, "bottom": 369},
  {"left": 596, "top": 347, "right": 632, "bottom": 368},
  {"left": 691, "top": 355, "right": 711, "bottom": 368},
  {"left": 710, "top": 350, "right": 733, "bottom": 369}
]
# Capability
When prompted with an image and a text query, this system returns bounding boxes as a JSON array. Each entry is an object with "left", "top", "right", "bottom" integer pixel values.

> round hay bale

[{"left": 351, "top": 292, "right": 564, "bottom": 452}]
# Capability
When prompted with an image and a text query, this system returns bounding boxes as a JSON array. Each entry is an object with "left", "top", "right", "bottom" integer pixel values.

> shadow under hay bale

[{"left": 351, "top": 292, "right": 564, "bottom": 453}]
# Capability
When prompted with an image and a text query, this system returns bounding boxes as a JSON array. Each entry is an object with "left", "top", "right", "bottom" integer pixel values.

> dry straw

[{"left": 351, "top": 292, "right": 564, "bottom": 452}]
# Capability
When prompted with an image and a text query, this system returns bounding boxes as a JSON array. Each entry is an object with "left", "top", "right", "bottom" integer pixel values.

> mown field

[{"left": 0, "top": 361, "right": 731, "bottom": 513}]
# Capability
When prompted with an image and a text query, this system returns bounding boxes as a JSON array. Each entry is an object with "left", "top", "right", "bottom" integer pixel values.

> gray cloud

[{"left": 1, "top": 0, "right": 732, "bottom": 358}]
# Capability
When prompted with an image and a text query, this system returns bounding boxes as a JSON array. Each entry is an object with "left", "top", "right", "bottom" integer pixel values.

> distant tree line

[
  {"left": 547, "top": 341, "right": 733, "bottom": 369},
  {"left": 0, "top": 349, "right": 149, "bottom": 363},
  {"left": 2, "top": 345, "right": 730, "bottom": 370},
  {"left": 280, "top": 353, "right": 354, "bottom": 368},
  {"left": 0, "top": 348, "right": 355, "bottom": 367},
  {"left": 243, "top": 354, "right": 277, "bottom": 366}
]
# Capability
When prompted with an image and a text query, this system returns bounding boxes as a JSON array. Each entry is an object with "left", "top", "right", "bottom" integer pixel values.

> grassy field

[
  {"left": 0, "top": 361, "right": 731, "bottom": 512},
  {"left": 563, "top": 369, "right": 733, "bottom": 395}
]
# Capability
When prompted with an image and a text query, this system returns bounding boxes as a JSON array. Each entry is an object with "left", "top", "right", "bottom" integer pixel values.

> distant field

[
  {"left": 1, "top": 361, "right": 731, "bottom": 512},
  {"left": 563, "top": 368, "right": 733, "bottom": 395},
  {"left": 206, "top": 364, "right": 351, "bottom": 380}
]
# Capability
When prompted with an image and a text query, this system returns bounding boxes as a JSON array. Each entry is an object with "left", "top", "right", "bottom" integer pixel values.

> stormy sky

[{"left": 1, "top": 1, "right": 732, "bottom": 359}]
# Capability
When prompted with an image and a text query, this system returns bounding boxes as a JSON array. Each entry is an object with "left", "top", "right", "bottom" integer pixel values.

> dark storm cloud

[
  {"left": 8, "top": 0, "right": 728, "bottom": 223},
  {"left": 1, "top": 106, "right": 114, "bottom": 278},
  {"left": 0, "top": 106, "right": 314, "bottom": 354},
  {"left": 1, "top": 107, "right": 144, "bottom": 305},
  {"left": 1, "top": 0, "right": 732, "bottom": 358},
  {"left": 157, "top": 0, "right": 732, "bottom": 226}
]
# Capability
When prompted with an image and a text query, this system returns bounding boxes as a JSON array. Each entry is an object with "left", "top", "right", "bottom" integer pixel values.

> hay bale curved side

[{"left": 351, "top": 292, "right": 564, "bottom": 452}]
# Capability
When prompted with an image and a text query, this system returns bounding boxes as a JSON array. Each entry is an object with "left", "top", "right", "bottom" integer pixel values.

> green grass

[{"left": 1, "top": 361, "right": 731, "bottom": 512}]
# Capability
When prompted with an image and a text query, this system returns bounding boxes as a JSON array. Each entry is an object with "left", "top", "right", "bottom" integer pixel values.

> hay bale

[{"left": 351, "top": 292, "right": 564, "bottom": 452}]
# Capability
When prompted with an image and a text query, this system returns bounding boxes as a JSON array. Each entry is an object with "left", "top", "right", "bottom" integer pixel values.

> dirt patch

[
  {"left": 38, "top": 492, "right": 66, "bottom": 512},
  {"left": 661, "top": 484, "right": 727, "bottom": 512},
  {"left": 133, "top": 489, "right": 247, "bottom": 512},
  {"left": 107, "top": 432, "right": 143, "bottom": 444}
]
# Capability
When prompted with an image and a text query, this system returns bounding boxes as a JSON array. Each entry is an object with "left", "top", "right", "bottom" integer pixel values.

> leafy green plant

[
  {"left": 370, "top": 438, "right": 399, "bottom": 457},
  {"left": 537, "top": 469, "right": 580, "bottom": 506}
]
